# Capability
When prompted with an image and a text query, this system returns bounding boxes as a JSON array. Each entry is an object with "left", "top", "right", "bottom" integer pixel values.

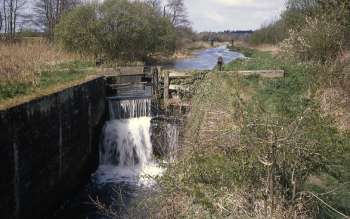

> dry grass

[
  {"left": 0, "top": 74, "right": 100, "bottom": 111},
  {"left": 319, "top": 87, "right": 350, "bottom": 131},
  {"left": 234, "top": 40, "right": 280, "bottom": 55},
  {"left": 0, "top": 41, "right": 80, "bottom": 86}
]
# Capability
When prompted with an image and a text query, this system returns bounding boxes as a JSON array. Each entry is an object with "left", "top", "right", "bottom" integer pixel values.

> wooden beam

[
  {"left": 100, "top": 67, "right": 146, "bottom": 76},
  {"left": 169, "top": 72, "right": 192, "bottom": 79},
  {"left": 224, "top": 70, "right": 285, "bottom": 78},
  {"left": 169, "top": 85, "right": 190, "bottom": 92}
]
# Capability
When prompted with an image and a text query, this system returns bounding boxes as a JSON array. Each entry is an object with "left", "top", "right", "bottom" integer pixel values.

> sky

[{"left": 184, "top": 0, "right": 286, "bottom": 32}]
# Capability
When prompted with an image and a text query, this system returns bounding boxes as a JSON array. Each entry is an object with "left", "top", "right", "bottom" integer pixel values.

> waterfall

[
  {"left": 95, "top": 97, "right": 162, "bottom": 186},
  {"left": 100, "top": 117, "right": 153, "bottom": 167},
  {"left": 108, "top": 98, "right": 152, "bottom": 119}
]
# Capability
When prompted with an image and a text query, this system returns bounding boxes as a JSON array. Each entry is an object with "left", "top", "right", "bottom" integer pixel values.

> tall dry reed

[{"left": 0, "top": 41, "right": 80, "bottom": 86}]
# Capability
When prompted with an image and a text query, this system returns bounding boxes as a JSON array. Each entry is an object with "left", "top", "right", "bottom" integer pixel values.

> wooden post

[
  {"left": 151, "top": 67, "right": 156, "bottom": 96},
  {"left": 164, "top": 71, "right": 169, "bottom": 110},
  {"left": 156, "top": 66, "right": 161, "bottom": 95}
]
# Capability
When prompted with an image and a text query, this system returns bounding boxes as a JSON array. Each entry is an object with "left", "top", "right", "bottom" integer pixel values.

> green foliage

[
  {"left": 0, "top": 60, "right": 94, "bottom": 102},
  {"left": 250, "top": 20, "right": 288, "bottom": 45},
  {"left": 55, "top": 5, "right": 100, "bottom": 55},
  {"left": 55, "top": 0, "right": 176, "bottom": 61},
  {"left": 280, "top": 16, "right": 346, "bottom": 63},
  {"left": 250, "top": 0, "right": 350, "bottom": 51},
  {"left": 39, "top": 61, "right": 94, "bottom": 88},
  {"left": 224, "top": 49, "right": 282, "bottom": 71},
  {"left": 0, "top": 83, "right": 32, "bottom": 101},
  {"left": 156, "top": 49, "right": 350, "bottom": 218}
]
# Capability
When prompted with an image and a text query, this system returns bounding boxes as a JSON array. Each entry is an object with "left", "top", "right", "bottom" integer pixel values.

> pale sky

[{"left": 185, "top": 0, "right": 286, "bottom": 32}]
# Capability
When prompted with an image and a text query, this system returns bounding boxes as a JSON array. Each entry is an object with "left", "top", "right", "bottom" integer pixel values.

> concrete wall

[{"left": 0, "top": 78, "right": 106, "bottom": 219}]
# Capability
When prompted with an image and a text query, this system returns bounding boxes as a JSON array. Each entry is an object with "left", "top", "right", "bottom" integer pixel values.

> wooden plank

[
  {"left": 225, "top": 70, "right": 284, "bottom": 78},
  {"left": 169, "top": 71, "right": 192, "bottom": 79},
  {"left": 169, "top": 85, "right": 190, "bottom": 92},
  {"left": 100, "top": 66, "right": 145, "bottom": 76},
  {"left": 108, "top": 82, "right": 149, "bottom": 87}
]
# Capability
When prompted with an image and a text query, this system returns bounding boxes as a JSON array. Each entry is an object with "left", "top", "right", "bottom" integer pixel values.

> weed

[{"left": 152, "top": 49, "right": 350, "bottom": 218}]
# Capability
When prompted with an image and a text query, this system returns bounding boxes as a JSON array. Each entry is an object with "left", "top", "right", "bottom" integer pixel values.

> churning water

[
  {"left": 95, "top": 98, "right": 163, "bottom": 188},
  {"left": 108, "top": 98, "right": 152, "bottom": 120},
  {"left": 96, "top": 116, "right": 163, "bottom": 187},
  {"left": 54, "top": 98, "right": 174, "bottom": 219}
]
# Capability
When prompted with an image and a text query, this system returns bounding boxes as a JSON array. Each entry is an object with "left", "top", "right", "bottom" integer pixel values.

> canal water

[
  {"left": 173, "top": 45, "right": 244, "bottom": 70},
  {"left": 54, "top": 45, "right": 242, "bottom": 219}
]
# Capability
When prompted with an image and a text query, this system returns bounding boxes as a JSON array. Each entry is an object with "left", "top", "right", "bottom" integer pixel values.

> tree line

[
  {"left": 250, "top": 0, "right": 350, "bottom": 50},
  {"left": 1, "top": 0, "right": 191, "bottom": 61},
  {"left": 55, "top": 0, "right": 192, "bottom": 61},
  {"left": 0, "top": 0, "right": 82, "bottom": 40}
]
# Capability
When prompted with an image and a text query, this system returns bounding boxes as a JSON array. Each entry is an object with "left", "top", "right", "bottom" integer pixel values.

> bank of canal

[{"left": 53, "top": 45, "right": 244, "bottom": 219}]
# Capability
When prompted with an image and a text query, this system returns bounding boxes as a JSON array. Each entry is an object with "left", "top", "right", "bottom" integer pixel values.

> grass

[
  {"left": 224, "top": 46, "right": 283, "bottom": 71},
  {"left": 0, "top": 60, "right": 96, "bottom": 102},
  {"left": 152, "top": 48, "right": 350, "bottom": 218},
  {"left": 0, "top": 42, "right": 95, "bottom": 103}
]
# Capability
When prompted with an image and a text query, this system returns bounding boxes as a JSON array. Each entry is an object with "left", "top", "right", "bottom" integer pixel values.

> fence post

[{"left": 164, "top": 71, "right": 169, "bottom": 110}]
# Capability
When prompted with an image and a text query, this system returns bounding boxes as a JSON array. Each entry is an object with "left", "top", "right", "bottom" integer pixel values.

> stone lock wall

[{"left": 0, "top": 78, "right": 106, "bottom": 218}]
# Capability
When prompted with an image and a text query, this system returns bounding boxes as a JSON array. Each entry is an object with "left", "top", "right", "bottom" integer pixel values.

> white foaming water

[
  {"left": 108, "top": 98, "right": 152, "bottom": 119},
  {"left": 97, "top": 116, "right": 163, "bottom": 187}
]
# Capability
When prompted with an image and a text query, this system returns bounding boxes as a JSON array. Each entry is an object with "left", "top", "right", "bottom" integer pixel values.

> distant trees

[
  {"left": 1, "top": 0, "right": 26, "bottom": 40},
  {"left": 0, "top": 8, "right": 3, "bottom": 33},
  {"left": 250, "top": 0, "right": 350, "bottom": 48},
  {"left": 55, "top": 0, "right": 176, "bottom": 61},
  {"left": 165, "top": 0, "right": 189, "bottom": 27},
  {"left": 34, "top": 0, "right": 81, "bottom": 39}
]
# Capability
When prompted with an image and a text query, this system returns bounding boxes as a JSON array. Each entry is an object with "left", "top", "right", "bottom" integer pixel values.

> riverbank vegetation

[
  {"left": 55, "top": 0, "right": 177, "bottom": 61},
  {"left": 0, "top": 41, "right": 96, "bottom": 104},
  {"left": 250, "top": 0, "right": 350, "bottom": 47},
  {"left": 150, "top": 0, "right": 350, "bottom": 218},
  {"left": 153, "top": 50, "right": 350, "bottom": 219},
  {"left": 0, "top": 0, "right": 196, "bottom": 105},
  {"left": 155, "top": 50, "right": 350, "bottom": 218}
]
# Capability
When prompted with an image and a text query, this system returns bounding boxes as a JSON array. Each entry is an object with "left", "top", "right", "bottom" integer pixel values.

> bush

[
  {"left": 249, "top": 20, "right": 288, "bottom": 45},
  {"left": 280, "top": 16, "right": 345, "bottom": 63},
  {"left": 55, "top": 0, "right": 176, "bottom": 61},
  {"left": 55, "top": 5, "right": 100, "bottom": 56},
  {"left": 250, "top": 0, "right": 350, "bottom": 49}
]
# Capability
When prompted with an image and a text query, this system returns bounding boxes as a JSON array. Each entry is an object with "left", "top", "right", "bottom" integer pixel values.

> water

[
  {"left": 98, "top": 116, "right": 162, "bottom": 185},
  {"left": 54, "top": 98, "right": 177, "bottom": 219},
  {"left": 108, "top": 98, "right": 152, "bottom": 119},
  {"left": 173, "top": 45, "right": 244, "bottom": 70},
  {"left": 55, "top": 45, "right": 239, "bottom": 218},
  {"left": 91, "top": 98, "right": 164, "bottom": 217},
  {"left": 111, "top": 83, "right": 153, "bottom": 98}
]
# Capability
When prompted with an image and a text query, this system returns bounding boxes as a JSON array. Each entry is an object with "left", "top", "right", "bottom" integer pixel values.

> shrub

[
  {"left": 280, "top": 16, "right": 345, "bottom": 63},
  {"left": 55, "top": 0, "right": 176, "bottom": 61},
  {"left": 55, "top": 5, "right": 100, "bottom": 56},
  {"left": 249, "top": 20, "right": 288, "bottom": 45}
]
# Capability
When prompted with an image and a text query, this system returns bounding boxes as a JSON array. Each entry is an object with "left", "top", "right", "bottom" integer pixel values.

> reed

[{"left": 0, "top": 41, "right": 80, "bottom": 86}]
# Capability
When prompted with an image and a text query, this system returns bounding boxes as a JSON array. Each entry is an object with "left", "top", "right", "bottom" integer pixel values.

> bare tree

[
  {"left": 0, "top": 0, "right": 26, "bottom": 40},
  {"left": 0, "top": 5, "right": 3, "bottom": 32},
  {"left": 34, "top": 0, "right": 80, "bottom": 39},
  {"left": 165, "top": 0, "right": 189, "bottom": 27},
  {"left": 146, "top": 0, "right": 161, "bottom": 8}
]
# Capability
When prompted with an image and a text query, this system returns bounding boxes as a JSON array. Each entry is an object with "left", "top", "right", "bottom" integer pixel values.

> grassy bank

[
  {"left": 0, "top": 42, "right": 96, "bottom": 107},
  {"left": 153, "top": 48, "right": 350, "bottom": 218}
]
